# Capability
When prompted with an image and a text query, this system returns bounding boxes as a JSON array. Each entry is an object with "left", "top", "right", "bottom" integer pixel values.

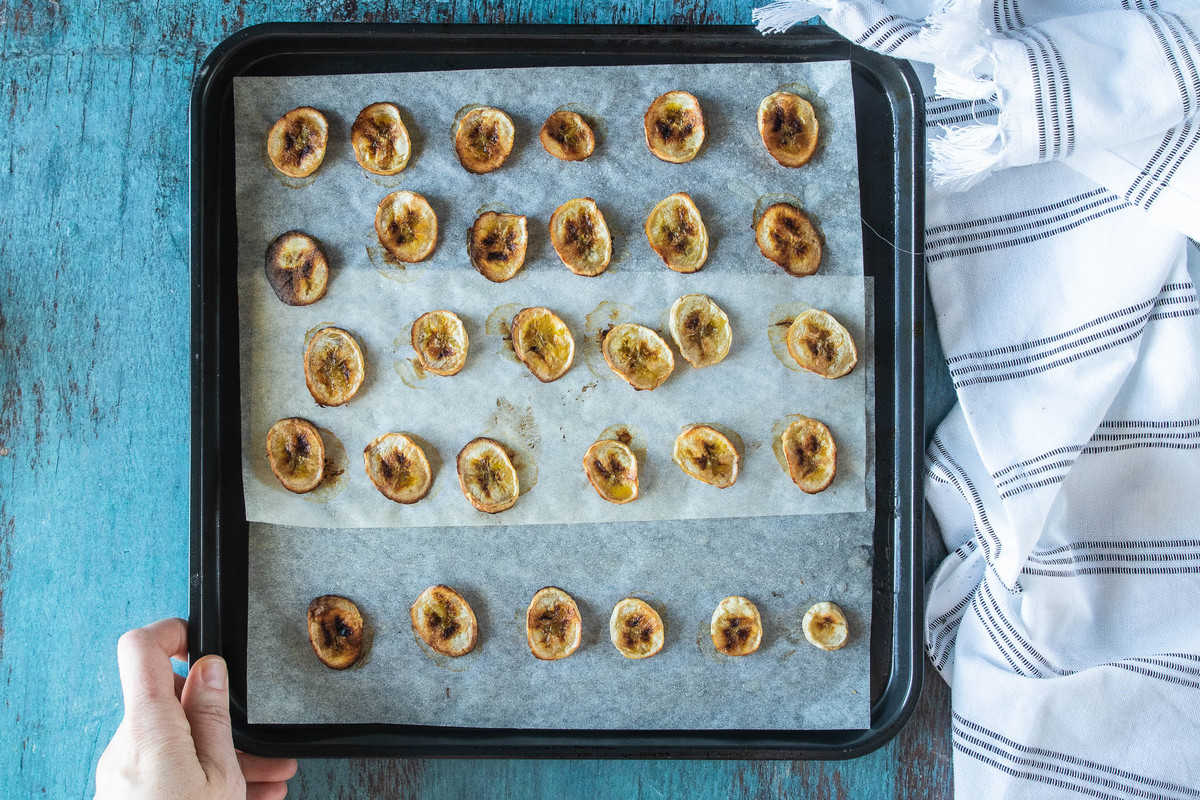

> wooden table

[{"left": 0, "top": 1, "right": 956, "bottom": 796}]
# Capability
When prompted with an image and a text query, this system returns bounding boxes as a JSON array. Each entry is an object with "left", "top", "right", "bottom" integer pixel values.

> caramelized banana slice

[
  {"left": 454, "top": 106, "right": 515, "bottom": 174},
  {"left": 265, "top": 418, "right": 326, "bottom": 493},
  {"left": 549, "top": 198, "right": 612, "bottom": 276},
  {"left": 601, "top": 323, "right": 675, "bottom": 391},
  {"left": 307, "top": 594, "right": 365, "bottom": 669},
  {"left": 410, "top": 310, "right": 469, "bottom": 376},
  {"left": 526, "top": 586, "right": 582, "bottom": 660},
  {"left": 511, "top": 307, "right": 575, "bottom": 382},
  {"left": 803, "top": 601, "right": 849, "bottom": 651},
  {"left": 582, "top": 439, "right": 639, "bottom": 504},
  {"left": 375, "top": 190, "right": 438, "bottom": 263},
  {"left": 266, "top": 106, "right": 328, "bottom": 178},
  {"left": 363, "top": 433, "right": 433, "bottom": 504},
  {"left": 780, "top": 416, "right": 837, "bottom": 493},
  {"left": 643, "top": 90, "right": 705, "bottom": 163},
  {"left": 758, "top": 91, "right": 819, "bottom": 167},
  {"left": 456, "top": 437, "right": 519, "bottom": 513},
  {"left": 785, "top": 309, "right": 857, "bottom": 378},
  {"left": 710, "top": 595, "right": 763, "bottom": 657},
  {"left": 265, "top": 230, "right": 329, "bottom": 306},
  {"left": 303, "top": 327, "right": 366, "bottom": 407},
  {"left": 540, "top": 110, "right": 595, "bottom": 162},
  {"left": 673, "top": 424, "right": 739, "bottom": 488},
  {"left": 411, "top": 585, "right": 478, "bottom": 657},
  {"left": 609, "top": 597, "right": 665, "bottom": 659},
  {"left": 468, "top": 212, "right": 528, "bottom": 282},
  {"left": 668, "top": 294, "right": 731, "bottom": 368},
  {"left": 755, "top": 203, "right": 822, "bottom": 276},
  {"left": 645, "top": 192, "right": 708, "bottom": 273},
  {"left": 351, "top": 102, "right": 411, "bottom": 175}
]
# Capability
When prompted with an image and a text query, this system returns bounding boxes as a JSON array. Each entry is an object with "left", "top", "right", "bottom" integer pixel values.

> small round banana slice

[
  {"left": 526, "top": 586, "right": 583, "bottom": 660},
  {"left": 307, "top": 594, "right": 365, "bottom": 669},
  {"left": 786, "top": 309, "right": 857, "bottom": 378},
  {"left": 673, "top": 424, "right": 740, "bottom": 488},
  {"left": 303, "top": 327, "right": 366, "bottom": 407},
  {"left": 602, "top": 323, "right": 675, "bottom": 391},
  {"left": 375, "top": 190, "right": 438, "bottom": 263},
  {"left": 265, "top": 417, "right": 326, "bottom": 493},
  {"left": 468, "top": 212, "right": 529, "bottom": 282},
  {"left": 755, "top": 203, "right": 822, "bottom": 276},
  {"left": 410, "top": 310, "right": 469, "bottom": 376},
  {"left": 582, "top": 439, "right": 639, "bottom": 504},
  {"left": 710, "top": 595, "right": 763, "bottom": 657},
  {"left": 549, "top": 198, "right": 612, "bottom": 277},
  {"left": 758, "top": 91, "right": 819, "bottom": 167},
  {"left": 266, "top": 106, "right": 328, "bottom": 178},
  {"left": 511, "top": 307, "right": 575, "bottom": 383},
  {"left": 454, "top": 106, "right": 515, "bottom": 174},
  {"left": 363, "top": 433, "right": 433, "bottom": 504},
  {"left": 610, "top": 597, "right": 665, "bottom": 659},
  {"left": 265, "top": 230, "right": 329, "bottom": 306},
  {"left": 780, "top": 416, "right": 837, "bottom": 493},
  {"left": 668, "top": 294, "right": 732, "bottom": 368},
  {"left": 351, "top": 101, "right": 411, "bottom": 175},
  {"left": 643, "top": 90, "right": 705, "bottom": 163},
  {"left": 645, "top": 192, "right": 708, "bottom": 273},
  {"left": 411, "top": 585, "right": 478, "bottom": 657},
  {"left": 456, "top": 437, "right": 520, "bottom": 513},
  {"left": 802, "top": 601, "right": 849, "bottom": 651},
  {"left": 540, "top": 110, "right": 595, "bottom": 162}
]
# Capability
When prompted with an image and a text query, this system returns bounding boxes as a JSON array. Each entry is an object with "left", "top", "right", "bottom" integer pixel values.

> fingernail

[{"left": 200, "top": 657, "right": 227, "bottom": 690}]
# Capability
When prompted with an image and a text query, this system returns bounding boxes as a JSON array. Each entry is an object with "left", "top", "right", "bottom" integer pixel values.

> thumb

[{"left": 180, "top": 655, "right": 241, "bottom": 787}]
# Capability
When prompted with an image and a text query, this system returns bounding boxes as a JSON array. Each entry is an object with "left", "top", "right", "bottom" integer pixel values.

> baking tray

[{"left": 190, "top": 23, "right": 925, "bottom": 759}]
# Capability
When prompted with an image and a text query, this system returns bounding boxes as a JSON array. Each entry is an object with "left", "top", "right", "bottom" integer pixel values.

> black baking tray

[{"left": 190, "top": 23, "right": 925, "bottom": 759}]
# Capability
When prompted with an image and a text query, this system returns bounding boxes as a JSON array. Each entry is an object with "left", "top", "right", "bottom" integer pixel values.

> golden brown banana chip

[
  {"left": 351, "top": 101, "right": 412, "bottom": 175},
  {"left": 511, "top": 307, "right": 575, "bottom": 382},
  {"left": 645, "top": 192, "right": 708, "bottom": 273},
  {"left": 410, "top": 310, "right": 469, "bottom": 376},
  {"left": 307, "top": 594, "right": 365, "bottom": 669},
  {"left": 303, "top": 327, "right": 366, "bottom": 407},
  {"left": 454, "top": 106, "right": 515, "bottom": 174},
  {"left": 363, "top": 432, "right": 433, "bottom": 504},
  {"left": 757, "top": 91, "right": 819, "bottom": 167},
  {"left": 673, "top": 424, "right": 740, "bottom": 488},
  {"left": 803, "top": 601, "right": 849, "bottom": 651},
  {"left": 265, "top": 418, "right": 326, "bottom": 494},
  {"left": 710, "top": 595, "right": 763, "bottom": 657},
  {"left": 266, "top": 106, "right": 328, "bottom": 178},
  {"left": 780, "top": 416, "right": 837, "bottom": 493},
  {"left": 609, "top": 597, "right": 665, "bottom": 659},
  {"left": 582, "top": 438, "right": 639, "bottom": 504},
  {"left": 540, "top": 110, "right": 595, "bottom": 162},
  {"left": 755, "top": 203, "right": 822, "bottom": 276},
  {"left": 785, "top": 309, "right": 857, "bottom": 378},
  {"left": 526, "top": 586, "right": 583, "bottom": 660},
  {"left": 601, "top": 323, "right": 675, "bottom": 391},
  {"left": 411, "top": 585, "right": 478, "bottom": 657},
  {"left": 549, "top": 198, "right": 612, "bottom": 276},
  {"left": 456, "top": 437, "right": 520, "bottom": 513},
  {"left": 668, "top": 293, "right": 731, "bottom": 368},
  {"left": 643, "top": 90, "right": 705, "bottom": 163},
  {"left": 375, "top": 190, "right": 438, "bottom": 263},
  {"left": 265, "top": 230, "right": 329, "bottom": 307},
  {"left": 468, "top": 212, "right": 528, "bottom": 282}
]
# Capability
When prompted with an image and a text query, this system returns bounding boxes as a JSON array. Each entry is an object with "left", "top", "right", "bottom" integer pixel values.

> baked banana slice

[
  {"left": 582, "top": 438, "right": 639, "bottom": 504},
  {"left": 668, "top": 293, "right": 731, "bottom": 368},
  {"left": 643, "top": 90, "right": 705, "bottom": 163},
  {"left": 645, "top": 192, "right": 708, "bottom": 273},
  {"left": 780, "top": 416, "right": 837, "bottom": 493},
  {"left": 549, "top": 198, "right": 612, "bottom": 276},
  {"left": 411, "top": 585, "right": 478, "bottom": 657},
  {"left": 511, "top": 307, "right": 575, "bottom": 382},
  {"left": 609, "top": 597, "right": 665, "bottom": 659},
  {"left": 410, "top": 310, "right": 469, "bottom": 376},
  {"left": 307, "top": 594, "right": 365, "bottom": 669},
  {"left": 540, "top": 110, "right": 595, "bottom": 161},
  {"left": 601, "top": 323, "right": 675, "bottom": 391},
  {"left": 265, "top": 230, "right": 329, "bottom": 306},
  {"left": 673, "top": 424, "right": 740, "bottom": 488},
  {"left": 454, "top": 106, "right": 515, "bottom": 174},
  {"left": 456, "top": 437, "right": 520, "bottom": 513},
  {"left": 266, "top": 106, "right": 328, "bottom": 178},
  {"left": 363, "top": 433, "right": 433, "bottom": 504},
  {"left": 375, "top": 190, "right": 438, "bottom": 263},
  {"left": 755, "top": 203, "right": 822, "bottom": 276},
  {"left": 468, "top": 212, "right": 528, "bottom": 282},
  {"left": 802, "top": 601, "right": 849, "bottom": 651},
  {"left": 351, "top": 101, "right": 411, "bottom": 175},
  {"left": 303, "top": 327, "right": 366, "bottom": 407},
  {"left": 758, "top": 91, "right": 819, "bottom": 167},
  {"left": 265, "top": 418, "right": 325, "bottom": 493},
  {"left": 710, "top": 595, "right": 763, "bottom": 657},
  {"left": 526, "top": 586, "right": 583, "bottom": 660},
  {"left": 785, "top": 309, "right": 857, "bottom": 378}
]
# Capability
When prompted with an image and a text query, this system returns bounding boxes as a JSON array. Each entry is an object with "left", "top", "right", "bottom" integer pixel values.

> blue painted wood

[{"left": 0, "top": 1, "right": 955, "bottom": 797}]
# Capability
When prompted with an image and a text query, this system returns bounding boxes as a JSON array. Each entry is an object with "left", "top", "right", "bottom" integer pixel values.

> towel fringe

[
  {"left": 752, "top": 0, "right": 823, "bottom": 34},
  {"left": 929, "top": 123, "right": 1005, "bottom": 191}
]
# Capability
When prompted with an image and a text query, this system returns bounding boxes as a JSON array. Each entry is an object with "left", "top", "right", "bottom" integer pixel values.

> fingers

[
  {"left": 238, "top": 752, "right": 299, "bottom": 783},
  {"left": 248, "top": 781, "right": 290, "bottom": 800},
  {"left": 117, "top": 618, "right": 189, "bottom": 719},
  {"left": 180, "top": 655, "right": 241, "bottom": 787}
]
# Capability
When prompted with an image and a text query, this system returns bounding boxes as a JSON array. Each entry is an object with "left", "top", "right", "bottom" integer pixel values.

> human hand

[{"left": 95, "top": 618, "right": 297, "bottom": 800}]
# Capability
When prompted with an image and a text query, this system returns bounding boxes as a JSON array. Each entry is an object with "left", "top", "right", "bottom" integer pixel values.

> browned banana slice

[
  {"left": 540, "top": 110, "right": 595, "bottom": 161},
  {"left": 511, "top": 307, "right": 575, "bottom": 382},
  {"left": 609, "top": 597, "right": 665, "bottom": 659},
  {"left": 265, "top": 230, "right": 329, "bottom": 306},
  {"left": 803, "top": 601, "right": 849, "bottom": 651},
  {"left": 601, "top": 323, "right": 675, "bottom": 391},
  {"left": 582, "top": 438, "right": 639, "bottom": 504},
  {"left": 755, "top": 203, "right": 822, "bottom": 276},
  {"left": 351, "top": 102, "right": 412, "bottom": 175},
  {"left": 710, "top": 595, "right": 763, "bottom": 657},
  {"left": 375, "top": 190, "right": 438, "bottom": 263},
  {"left": 454, "top": 106, "right": 515, "bottom": 174},
  {"left": 673, "top": 424, "right": 739, "bottom": 488},
  {"left": 526, "top": 586, "right": 583, "bottom": 660},
  {"left": 758, "top": 91, "right": 819, "bottom": 167},
  {"left": 410, "top": 310, "right": 469, "bottom": 376},
  {"left": 549, "top": 198, "right": 612, "bottom": 276},
  {"left": 410, "top": 585, "right": 478, "bottom": 657},
  {"left": 266, "top": 106, "right": 328, "bottom": 178},
  {"left": 456, "top": 437, "right": 519, "bottom": 513},
  {"left": 363, "top": 432, "right": 433, "bottom": 504},
  {"left": 468, "top": 212, "right": 528, "bottom": 282},
  {"left": 780, "top": 416, "right": 837, "bottom": 493},
  {"left": 785, "top": 309, "right": 857, "bottom": 378},
  {"left": 303, "top": 327, "right": 366, "bottom": 407},
  {"left": 265, "top": 417, "right": 326, "bottom": 493},
  {"left": 668, "top": 293, "right": 731, "bottom": 368},
  {"left": 643, "top": 90, "right": 705, "bottom": 163},
  {"left": 307, "top": 595, "right": 365, "bottom": 669},
  {"left": 645, "top": 192, "right": 708, "bottom": 273}
]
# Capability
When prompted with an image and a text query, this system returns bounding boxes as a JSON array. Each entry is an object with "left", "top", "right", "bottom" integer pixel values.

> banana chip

[
  {"left": 780, "top": 416, "right": 837, "bottom": 493},
  {"left": 755, "top": 203, "right": 822, "bottom": 276},
  {"left": 549, "top": 198, "right": 612, "bottom": 276},
  {"left": 673, "top": 424, "right": 739, "bottom": 488},
  {"left": 307, "top": 594, "right": 365, "bottom": 669},
  {"left": 456, "top": 437, "right": 520, "bottom": 513},
  {"left": 582, "top": 438, "right": 639, "bottom": 504},
  {"left": 454, "top": 106, "right": 515, "bottom": 174},
  {"left": 668, "top": 293, "right": 731, "bottom": 368},
  {"left": 468, "top": 211, "right": 528, "bottom": 282},
  {"left": 265, "top": 418, "right": 326, "bottom": 494},
  {"left": 785, "top": 309, "right": 857, "bottom": 378},
  {"left": 601, "top": 323, "right": 675, "bottom": 391},
  {"left": 511, "top": 307, "right": 575, "bottom": 382},
  {"left": 303, "top": 327, "right": 366, "bottom": 407},
  {"left": 757, "top": 91, "right": 819, "bottom": 167},
  {"left": 540, "top": 110, "right": 595, "bottom": 161},
  {"left": 410, "top": 310, "right": 469, "bottom": 376},
  {"left": 363, "top": 433, "right": 433, "bottom": 504},
  {"left": 710, "top": 595, "right": 763, "bottom": 657},
  {"left": 645, "top": 192, "right": 708, "bottom": 273},
  {"left": 609, "top": 597, "right": 665, "bottom": 659},
  {"left": 643, "top": 90, "right": 705, "bottom": 163},
  {"left": 266, "top": 106, "right": 328, "bottom": 178},
  {"left": 375, "top": 190, "right": 438, "bottom": 263},
  {"left": 802, "top": 601, "right": 849, "bottom": 651},
  {"left": 411, "top": 585, "right": 478, "bottom": 657},
  {"left": 351, "top": 102, "right": 411, "bottom": 175},
  {"left": 526, "top": 586, "right": 583, "bottom": 660},
  {"left": 264, "top": 230, "right": 328, "bottom": 306}
]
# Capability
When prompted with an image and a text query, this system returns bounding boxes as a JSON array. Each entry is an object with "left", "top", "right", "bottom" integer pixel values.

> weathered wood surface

[{"left": 0, "top": 1, "right": 955, "bottom": 797}]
